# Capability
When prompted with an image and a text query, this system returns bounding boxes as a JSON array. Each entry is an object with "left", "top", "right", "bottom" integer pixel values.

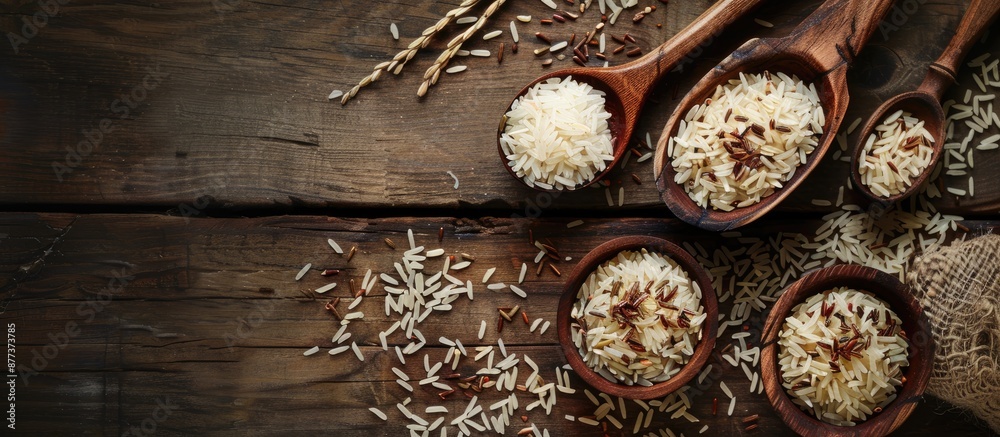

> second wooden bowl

[
  {"left": 760, "top": 265, "right": 933, "bottom": 437},
  {"left": 556, "top": 236, "right": 718, "bottom": 399}
]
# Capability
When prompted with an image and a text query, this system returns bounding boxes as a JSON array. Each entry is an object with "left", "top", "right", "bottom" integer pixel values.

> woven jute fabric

[{"left": 907, "top": 234, "right": 1000, "bottom": 432}]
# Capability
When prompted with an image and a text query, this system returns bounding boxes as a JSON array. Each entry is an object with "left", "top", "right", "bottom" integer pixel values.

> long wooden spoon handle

[
  {"left": 617, "top": 0, "right": 767, "bottom": 96},
  {"left": 783, "top": 0, "right": 896, "bottom": 71},
  {"left": 918, "top": 0, "right": 1000, "bottom": 100}
]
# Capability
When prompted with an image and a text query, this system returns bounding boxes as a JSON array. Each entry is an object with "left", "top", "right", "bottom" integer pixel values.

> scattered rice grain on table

[{"left": 295, "top": 263, "right": 311, "bottom": 281}]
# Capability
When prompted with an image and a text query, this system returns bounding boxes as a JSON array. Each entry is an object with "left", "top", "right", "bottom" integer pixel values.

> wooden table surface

[{"left": 1, "top": 0, "right": 998, "bottom": 435}]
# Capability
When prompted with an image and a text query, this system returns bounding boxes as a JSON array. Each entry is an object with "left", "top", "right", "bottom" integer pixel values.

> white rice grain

[
  {"left": 426, "top": 248, "right": 445, "bottom": 257},
  {"left": 482, "top": 267, "right": 497, "bottom": 283},
  {"left": 530, "top": 318, "right": 543, "bottom": 332},
  {"left": 351, "top": 342, "right": 364, "bottom": 361},
  {"left": 483, "top": 30, "right": 502, "bottom": 40},
  {"left": 315, "top": 282, "right": 337, "bottom": 294},
  {"left": 397, "top": 379, "right": 414, "bottom": 391},
  {"left": 721, "top": 381, "right": 733, "bottom": 398},
  {"left": 510, "top": 285, "right": 527, "bottom": 298},
  {"left": 295, "top": 263, "right": 311, "bottom": 281}
]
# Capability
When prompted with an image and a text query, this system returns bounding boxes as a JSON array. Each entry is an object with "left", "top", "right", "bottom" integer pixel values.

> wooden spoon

[
  {"left": 497, "top": 0, "right": 767, "bottom": 192},
  {"left": 654, "top": 0, "right": 896, "bottom": 231},
  {"left": 850, "top": 0, "right": 1000, "bottom": 208}
]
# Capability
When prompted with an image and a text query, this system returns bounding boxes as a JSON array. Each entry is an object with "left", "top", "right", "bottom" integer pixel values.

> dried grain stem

[
  {"left": 341, "top": 0, "right": 482, "bottom": 105},
  {"left": 418, "top": 0, "right": 508, "bottom": 97}
]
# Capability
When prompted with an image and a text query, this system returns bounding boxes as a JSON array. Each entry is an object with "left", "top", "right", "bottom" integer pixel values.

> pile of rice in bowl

[
  {"left": 778, "top": 287, "right": 909, "bottom": 426},
  {"left": 570, "top": 249, "right": 706, "bottom": 386},
  {"left": 500, "top": 76, "right": 615, "bottom": 190},
  {"left": 668, "top": 71, "right": 825, "bottom": 211}
]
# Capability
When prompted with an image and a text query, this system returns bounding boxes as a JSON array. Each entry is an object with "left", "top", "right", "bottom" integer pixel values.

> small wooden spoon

[
  {"left": 850, "top": 0, "right": 1000, "bottom": 208},
  {"left": 654, "top": 0, "right": 897, "bottom": 231},
  {"left": 497, "top": 0, "right": 767, "bottom": 192}
]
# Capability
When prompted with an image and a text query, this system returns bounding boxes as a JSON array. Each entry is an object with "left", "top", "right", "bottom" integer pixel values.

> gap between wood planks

[{"left": 3, "top": 203, "right": 990, "bottom": 223}]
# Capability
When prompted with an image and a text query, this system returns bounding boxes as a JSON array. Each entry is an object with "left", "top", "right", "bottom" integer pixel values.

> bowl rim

[
  {"left": 759, "top": 264, "right": 934, "bottom": 437},
  {"left": 556, "top": 235, "right": 719, "bottom": 400}
]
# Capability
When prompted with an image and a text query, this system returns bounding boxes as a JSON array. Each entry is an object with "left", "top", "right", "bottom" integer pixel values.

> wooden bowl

[
  {"left": 760, "top": 265, "right": 933, "bottom": 437},
  {"left": 556, "top": 236, "right": 718, "bottom": 399}
]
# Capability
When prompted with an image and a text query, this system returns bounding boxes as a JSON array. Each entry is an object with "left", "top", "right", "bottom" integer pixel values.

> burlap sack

[{"left": 907, "top": 234, "right": 1000, "bottom": 432}]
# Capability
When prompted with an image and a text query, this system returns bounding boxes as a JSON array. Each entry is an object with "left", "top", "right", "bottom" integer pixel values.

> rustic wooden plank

[
  {"left": 1, "top": 0, "right": 996, "bottom": 215},
  {"left": 0, "top": 213, "right": 995, "bottom": 434}
]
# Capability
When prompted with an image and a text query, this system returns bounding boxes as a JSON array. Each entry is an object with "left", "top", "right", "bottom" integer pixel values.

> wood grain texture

[
  {"left": 0, "top": 0, "right": 997, "bottom": 216},
  {"left": 0, "top": 213, "right": 995, "bottom": 435}
]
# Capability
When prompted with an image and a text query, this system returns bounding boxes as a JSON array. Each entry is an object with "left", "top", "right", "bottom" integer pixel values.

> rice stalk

[
  {"left": 418, "top": 0, "right": 508, "bottom": 97},
  {"left": 341, "top": 0, "right": 482, "bottom": 105}
]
